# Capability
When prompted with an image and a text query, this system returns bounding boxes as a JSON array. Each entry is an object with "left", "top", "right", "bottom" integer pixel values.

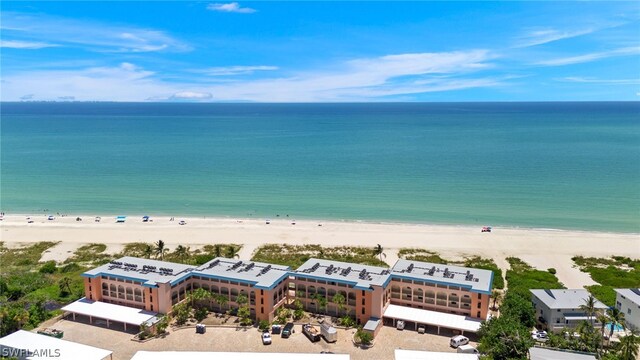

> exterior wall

[
  {"left": 84, "top": 277, "right": 102, "bottom": 302},
  {"left": 532, "top": 296, "right": 603, "bottom": 332},
  {"left": 389, "top": 278, "right": 488, "bottom": 320},
  {"left": 616, "top": 293, "right": 640, "bottom": 331},
  {"left": 95, "top": 276, "right": 147, "bottom": 310},
  {"left": 293, "top": 277, "right": 359, "bottom": 319}
]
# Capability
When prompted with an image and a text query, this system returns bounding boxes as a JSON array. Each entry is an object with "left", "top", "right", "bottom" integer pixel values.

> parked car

[
  {"left": 179, "top": 220, "right": 187, "bottom": 225},
  {"left": 271, "top": 324, "right": 282, "bottom": 335},
  {"left": 531, "top": 330, "right": 548, "bottom": 341},
  {"left": 450, "top": 335, "right": 470, "bottom": 348},
  {"left": 417, "top": 325, "right": 426, "bottom": 334},
  {"left": 281, "top": 322, "right": 295, "bottom": 338},
  {"left": 457, "top": 344, "right": 479, "bottom": 354},
  {"left": 262, "top": 332, "right": 272, "bottom": 345},
  {"left": 396, "top": 320, "right": 405, "bottom": 330}
]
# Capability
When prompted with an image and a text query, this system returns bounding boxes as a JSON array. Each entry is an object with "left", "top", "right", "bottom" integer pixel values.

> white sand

[{"left": 1, "top": 213, "right": 638, "bottom": 288}]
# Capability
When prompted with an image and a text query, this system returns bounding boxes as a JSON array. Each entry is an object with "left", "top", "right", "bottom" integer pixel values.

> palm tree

[
  {"left": 596, "top": 311, "right": 608, "bottom": 351},
  {"left": 332, "top": 293, "right": 346, "bottom": 316},
  {"left": 189, "top": 287, "right": 212, "bottom": 308},
  {"left": 12, "top": 309, "right": 29, "bottom": 329},
  {"left": 212, "top": 244, "right": 223, "bottom": 258},
  {"left": 174, "top": 245, "right": 190, "bottom": 263},
  {"left": 142, "top": 244, "right": 153, "bottom": 259},
  {"left": 212, "top": 293, "right": 229, "bottom": 312},
  {"left": 491, "top": 289, "right": 502, "bottom": 310},
  {"left": 154, "top": 240, "right": 168, "bottom": 260},
  {"left": 373, "top": 244, "right": 385, "bottom": 261},
  {"left": 58, "top": 276, "right": 72, "bottom": 295},
  {"left": 579, "top": 295, "right": 598, "bottom": 327},
  {"left": 618, "top": 331, "right": 640, "bottom": 360},
  {"left": 224, "top": 245, "right": 240, "bottom": 259},
  {"left": 607, "top": 307, "right": 625, "bottom": 341}
]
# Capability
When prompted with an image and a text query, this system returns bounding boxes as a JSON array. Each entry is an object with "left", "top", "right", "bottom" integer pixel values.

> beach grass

[
  {"left": 506, "top": 257, "right": 564, "bottom": 297},
  {"left": 572, "top": 255, "right": 640, "bottom": 306},
  {"left": 397, "top": 248, "right": 449, "bottom": 264},
  {"left": 64, "top": 243, "right": 110, "bottom": 265},
  {"left": 0, "top": 241, "right": 59, "bottom": 268},
  {"left": 251, "top": 244, "right": 389, "bottom": 269}
]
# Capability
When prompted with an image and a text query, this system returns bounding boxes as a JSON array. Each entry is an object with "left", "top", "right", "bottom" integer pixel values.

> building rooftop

[
  {"left": 295, "top": 258, "right": 391, "bottom": 290},
  {"left": 615, "top": 288, "right": 640, "bottom": 305},
  {"left": 131, "top": 351, "right": 349, "bottom": 360},
  {"left": 193, "top": 258, "right": 290, "bottom": 290},
  {"left": 391, "top": 259, "right": 494, "bottom": 294},
  {"left": 0, "top": 330, "right": 112, "bottom": 360},
  {"left": 529, "top": 347, "right": 596, "bottom": 360},
  {"left": 83, "top": 256, "right": 195, "bottom": 287},
  {"left": 531, "top": 289, "right": 608, "bottom": 310},
  {"left": 83, "top": 256, "right": 290, "bottom": 289}
]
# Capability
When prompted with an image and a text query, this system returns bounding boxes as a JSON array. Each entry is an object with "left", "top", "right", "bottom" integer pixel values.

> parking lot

[{"left": 49, "top": 318, "right": 477, "bottom": 360}]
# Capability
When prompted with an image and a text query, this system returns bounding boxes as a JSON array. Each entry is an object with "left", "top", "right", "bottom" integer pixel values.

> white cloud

[
  {"left": 0, "top": 40, "right": 59, "bottom": 49},
  {"left": 207, "top": 2, "right": 256, "bottom": 13},
  {"left": 514, "top": 28, "right": 597, "bottom": 48},
  {"left": 1, "top": 12, "right": 189, "bottom": 53},
  {"left": 0, "top": 51, "right": 501, "bottom": 102},
  {"left": 534, "top": 46, "right": 640, "bottom": 66},
  {"left": 557, "top": 77, "right": 640, "bottom": 85},
  {"left": 200, "top": 65, "right": 279, "bottom": 76},
  {"left": 170, "top": 91, "right": 213, "bottom": 100}
]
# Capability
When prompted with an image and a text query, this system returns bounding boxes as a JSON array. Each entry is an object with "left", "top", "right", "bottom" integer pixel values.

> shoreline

[{"left": 2, "top": 212, "right": 638, "bottom": 237}]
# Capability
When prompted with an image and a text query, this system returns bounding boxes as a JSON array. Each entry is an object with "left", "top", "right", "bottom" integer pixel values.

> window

[
  {"left": 261, "top": 307, "right": 264, "bottom": 314},
  {"left": 88, "top": 278, "right": 91, "bottom": 283},
  {"left": 362, "top": 299, "right": 365, "bottom": 305},
  {"left": 478, "top": 293, "right": 481, "bottom": 299},
  {"left": 628, "top": 309, "right": 632, "bottom": 315},
  {"left": 151, "top": 305, "right": 153, "bottom": 311},
  {"left": 362, "top": 290, "right": 365, "bottom": 296},
  {"left": 361, "top": 308, "right": 365, "bottom": 315},
  {"left": 476, "top": 311, "right": 481, "bottom": 318},
  {"left": 89, "top": 286, "right": 92, "bottom": 291}
]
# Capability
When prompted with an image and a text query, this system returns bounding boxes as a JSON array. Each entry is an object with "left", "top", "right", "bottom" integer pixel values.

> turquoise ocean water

[{"left": 1, "top": 102, "right": 638, "bottom": 233}]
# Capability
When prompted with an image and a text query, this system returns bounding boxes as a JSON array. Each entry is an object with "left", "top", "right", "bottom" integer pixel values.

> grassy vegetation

[
  {"left": 506, "top": 257, "right": 564, "bottom": 298},
  {"left": 64, "top": 243, "right": 111, "bottom": 266},
  {"left": 0, "top": 241, "right": 59, "bottom": 267},
  {"left": 251, "top": 244, "right": 389, "bottom": 268},
  {"left": 397, "top": 248, "right": 448, "bottom": 264},
  {"left": 572, "top": 255, "right": 640, "bottom": 307},
  {"left": 397, "top": 248, "right": 504, "bottom": 289}
]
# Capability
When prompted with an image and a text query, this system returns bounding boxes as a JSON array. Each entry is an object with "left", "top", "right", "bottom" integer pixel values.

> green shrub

[
  {"left": 60, "top": 262, "right": 82, "bottom": 273},
  {"left": 194, "top": 254, "right": 214, "bottom": 265},
  {"left": 547, "top": 268, "right": 557, "bottom": 274},
  {"left": 355, "top": 328, "right": 373, "bottom": 345},
  {"left": 194, "top": 307, "right": 208, "bottom": 322},
  {"left": 39, "top": 261, "right": 57, "bottom": 274},
  {"left": 259, "top": 320, "right": 270, "bottom": 331}
]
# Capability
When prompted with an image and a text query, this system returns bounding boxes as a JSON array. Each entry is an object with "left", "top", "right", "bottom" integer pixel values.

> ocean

[{"left": 1, "top": 102, "right": 638, "bottom": 233}]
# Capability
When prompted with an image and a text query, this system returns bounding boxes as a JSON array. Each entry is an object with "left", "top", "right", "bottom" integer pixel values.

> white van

[
  {"left": 450, "top": 335, "right": 469, "bottom": 348},
  {"left": 457, "top": 344, "right": 479, "bottom": 354}
]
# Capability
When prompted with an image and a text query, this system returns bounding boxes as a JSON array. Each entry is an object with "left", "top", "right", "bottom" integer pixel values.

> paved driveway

[{"left": 50, "top": 319, "right": 476, "bottom": 360}]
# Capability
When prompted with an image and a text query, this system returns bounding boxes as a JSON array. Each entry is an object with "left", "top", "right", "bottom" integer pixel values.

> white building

[
  {"left": 530, "top": 289, "right": 607, "bottom": 332},
  {"left": 614, "top": 288, "right": 640, "bottom": 331}
]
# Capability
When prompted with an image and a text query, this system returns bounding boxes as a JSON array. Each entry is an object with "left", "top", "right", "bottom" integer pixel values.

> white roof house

[
  {"left": 0, "top": 330, "right": 112, "bottom": 360},
  {"left": 130, "top": 351, "right": 349, "bottom": 360},
  {"left": 531, "top": 289, "right": 608, "bottom": 310},
  {"left": 295, "top": 258, "right": 391, "bottom": 290},
  {"left": 394, "top": 349, "right": 478, "bottom": 360},
  {"left": 529, "top": 347, "right": 596, "bottom": 360}
]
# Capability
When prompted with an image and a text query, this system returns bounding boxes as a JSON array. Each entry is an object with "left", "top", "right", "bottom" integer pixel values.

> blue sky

[{"left": 1, "top": 1, "right": 639, "bottom": 102}]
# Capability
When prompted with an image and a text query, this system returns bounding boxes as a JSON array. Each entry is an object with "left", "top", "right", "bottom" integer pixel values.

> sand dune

[{"left": 2, "top": 213, "right": 638, "bottom": 288}]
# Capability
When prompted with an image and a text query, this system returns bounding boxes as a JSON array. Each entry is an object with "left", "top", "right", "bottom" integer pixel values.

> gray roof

[
  {"left": 530, "top": 289, "right": 608, "bottom": 310},
  {"left": 615, "top": 288, "right": 640, "bottom": 305},
  {"left": 391, "top": 259, "right": 493, "bottom": 294},
  {"left": 295, "top": 258, "right": 391, "bottom": 290},
  {"left": 83, "top": 256, "right": 195, "bottom": 287},
  {"left": 193, "top": 258, "right": 290, "bottom": 289},
  {"left": 529, "top": 347, "right": 596, "bottom": 360},
  {"left": 83, "top": 256, "right": 290, "bottom": 289}
]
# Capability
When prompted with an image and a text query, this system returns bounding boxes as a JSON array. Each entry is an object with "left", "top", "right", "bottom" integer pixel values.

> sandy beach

[{"left": 1, "top": 213, "right": 638, "bottom": 288}]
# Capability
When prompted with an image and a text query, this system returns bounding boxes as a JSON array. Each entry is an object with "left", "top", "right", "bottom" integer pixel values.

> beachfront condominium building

[
  {"left": 614, "top": 288, "right": 640, "bottom": 331},
  {"left": 390, "top": 259, "right": 492, "bottom": 320},
  {"left": 292, "top": 258, "right": 493, "bottom": 330},
  {"left": 82, "top": 256, "right": 290, "bottom": 322},
  {"left": 293, "top": 259, "right": 393, "bottom": 325},
  {"left": 531, "top": 289, "right": 608, "bottom": 332},
  {"left": 82, "top": 256, "right": 493, "bottom": 335}
]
